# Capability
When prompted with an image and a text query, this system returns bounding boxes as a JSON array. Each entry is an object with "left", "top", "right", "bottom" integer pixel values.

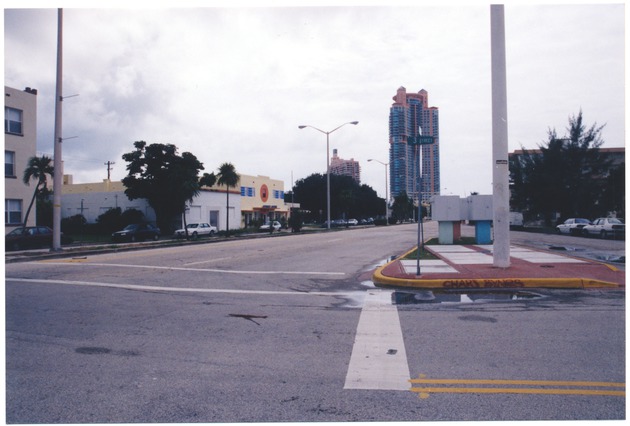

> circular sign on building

[{"left": 260, "top": 184, "right": 269, "bottom": 202}]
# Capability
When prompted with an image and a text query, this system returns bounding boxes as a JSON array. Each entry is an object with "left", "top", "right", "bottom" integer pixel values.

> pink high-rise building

[{"left": 330, "top": 149, "right": 361, "bottom": 184}]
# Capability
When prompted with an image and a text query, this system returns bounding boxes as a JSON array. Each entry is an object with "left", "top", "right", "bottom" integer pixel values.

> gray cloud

[{"left": 4, "top": 4, "right": 625, "bottom": 198}]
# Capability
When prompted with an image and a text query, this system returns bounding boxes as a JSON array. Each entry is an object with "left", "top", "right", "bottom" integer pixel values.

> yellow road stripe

[
  {"left": 409, "top": 376, "right": 625, "bottom": 398},
  {"left": 410, "top": 387, "right": 625, "bottom": 397},
  {"left": 409, "top": 378, "right": 625, "bottom": 388}
]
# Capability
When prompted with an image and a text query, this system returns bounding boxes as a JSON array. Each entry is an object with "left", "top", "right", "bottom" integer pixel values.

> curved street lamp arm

[{"left": 298, "top": 121, "right": 358, "bottom": 135}]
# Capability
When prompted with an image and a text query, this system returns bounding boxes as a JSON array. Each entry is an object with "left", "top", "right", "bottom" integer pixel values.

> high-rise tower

[
  {"left": 330, "top": 149, "right": 361, "bottom": 184},
  {"left": 389, "top": 86, "right": 440, "bottom": 204}
]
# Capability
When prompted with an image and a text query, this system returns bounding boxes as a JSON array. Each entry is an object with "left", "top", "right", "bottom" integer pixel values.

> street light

[
  {"left": 298, "top": 121, "right": 359, "bottom": 229},
  {"left": 367, "top": 159, "right": 388, "bottom": 223}
]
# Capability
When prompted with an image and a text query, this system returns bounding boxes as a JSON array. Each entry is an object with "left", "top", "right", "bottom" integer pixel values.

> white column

[{"left": 490, "top": 4, "right": 510, "bottom": 267}]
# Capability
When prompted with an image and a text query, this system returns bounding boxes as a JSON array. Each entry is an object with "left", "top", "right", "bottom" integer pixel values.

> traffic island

[{"left": 373, "top": 244, "right": 625, "bottom": 290}]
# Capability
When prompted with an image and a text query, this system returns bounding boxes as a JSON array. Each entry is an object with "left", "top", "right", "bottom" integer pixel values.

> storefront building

[{"left": 239, "top": 174, "right": 288, "bottom": 227}]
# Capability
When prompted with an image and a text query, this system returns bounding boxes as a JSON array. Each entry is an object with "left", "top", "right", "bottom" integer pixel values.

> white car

[
  {"left": 174, "top": 222, "right": 217, "bottom": 239},
  {"left": 581, "top": 218, "right": 625, "bottom": 239},
  {"left": 260, "top": 221, "right": 281, "bottom": 231},
  {"left": 556, "top": 218, "right": 591, "bottom": 235}
]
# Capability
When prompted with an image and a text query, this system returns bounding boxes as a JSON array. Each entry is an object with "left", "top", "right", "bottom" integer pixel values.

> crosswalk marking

[{"left": 344, "top": 289, "right": 410, "bottom": 390}]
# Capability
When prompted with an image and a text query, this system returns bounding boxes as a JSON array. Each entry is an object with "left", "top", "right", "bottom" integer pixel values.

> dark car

[
  {"left": 5, "top": 226, "right": 73, "bottom": 251},
  {"left": 112, "top": 223, "right": 160, "bottom": 243}
]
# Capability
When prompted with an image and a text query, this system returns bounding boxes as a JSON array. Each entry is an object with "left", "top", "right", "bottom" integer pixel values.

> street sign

[{"left": 408, "top": 135, "right": 434, "bottom": 145}]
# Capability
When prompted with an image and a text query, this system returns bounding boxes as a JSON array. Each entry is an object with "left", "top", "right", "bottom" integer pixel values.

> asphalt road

[{"left": 5, "top": 223, "right": 625, "bottom": 422}]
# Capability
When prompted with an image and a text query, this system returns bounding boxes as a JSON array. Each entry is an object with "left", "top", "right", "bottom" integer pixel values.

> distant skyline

[{"left": 4, "top": 2, "right": 626, "bottom": 199}]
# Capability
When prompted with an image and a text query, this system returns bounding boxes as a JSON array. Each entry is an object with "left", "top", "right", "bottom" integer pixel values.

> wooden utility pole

[{"left": 105, "top": 161, "right": 115, "bottom": 180}]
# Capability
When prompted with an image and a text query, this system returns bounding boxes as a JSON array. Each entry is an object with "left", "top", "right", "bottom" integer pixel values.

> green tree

[
  {"left": 391, "top": 191, "right": 414, "bottom": 223},
  {"left": 22, "top": 155, "right": 54, "bottom": 228},
  {"left": 216, "top": 162, "right": 240, "bottom": 235},
  {"left": 510, "top": 111, "right": 610, "bottom": 224},
  {"left": 121, "top": 141, "right": 210, "bottom": 234},
  {"left": 292, "top": 173, "right": 384, "bottom": 223}
]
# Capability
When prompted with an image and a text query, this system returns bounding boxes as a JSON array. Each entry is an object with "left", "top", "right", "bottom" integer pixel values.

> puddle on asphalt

[
  {"left": 392, "top": 290, "right": 544, "bottom": 305},
  {"left": 337, "top": 291, "right": 367, "bottom": 308}
]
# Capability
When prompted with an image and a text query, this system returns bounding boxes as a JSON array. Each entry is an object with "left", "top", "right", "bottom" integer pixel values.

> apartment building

[
  {"left": 330, "top": 149, "right": 361, "bottom": 184},
  {"left": 5, "top": 86, "right": 39, "bottom": 231}
]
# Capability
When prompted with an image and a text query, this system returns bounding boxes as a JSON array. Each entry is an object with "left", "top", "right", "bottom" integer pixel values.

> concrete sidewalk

[{"left": 373, "top": 244, "right": 625, "bottom": 290}]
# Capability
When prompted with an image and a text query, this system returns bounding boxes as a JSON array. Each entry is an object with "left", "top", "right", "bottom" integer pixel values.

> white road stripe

[
  {"left": 34, "top": 261, "right": 345, "bottom": 276},
  {"left": 344, "top": 289, "right": 411, "bottom": 391},
  {"left": 6, "top": 277, "right": 352, "bottom": 297},
  {"left": 183, "top": 257, "right": 232, "bottom": 266}
]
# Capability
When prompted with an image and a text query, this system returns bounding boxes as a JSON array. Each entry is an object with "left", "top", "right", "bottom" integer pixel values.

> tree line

[
  {"left": 510, "top": 111, "right": 624, "bottom": 225},
  {"left": 290, "top": 173, "right": 385, "bottom": 223}
]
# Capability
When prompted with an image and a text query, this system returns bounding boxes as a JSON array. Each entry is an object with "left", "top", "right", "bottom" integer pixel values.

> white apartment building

[{"left": 5, "top": 86, "right": 39, "bottom": 232}]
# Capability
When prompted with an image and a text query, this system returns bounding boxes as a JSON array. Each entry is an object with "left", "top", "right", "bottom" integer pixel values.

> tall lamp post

[
  {"left": 367, "top": 159, "right": 388, "bottom": 223},
  {"left": 298, "top": 121, "right": 359, "bottom": 229}
]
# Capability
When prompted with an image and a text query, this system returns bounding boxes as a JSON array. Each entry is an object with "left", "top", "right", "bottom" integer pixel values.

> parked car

[
  {"left": 582, "top": 218, "right": 625, "bottom": 239},
  {"left": 5, "top": 226, "right": 73, "bottom": 251},
  {"left": 259, "top": 221, "right": 281, "bottom": 231},
  {"left": 174, "top": 222, "right": 217, "bottom": 239},
  {"left": 347, "top": 218, "right": 359, "bottom": 226},
  {"left": 112, "top": 223, "right": 160, "bottom": 242},
  {"left": 556, "top": 218, "right": 591, "bottom": 235},
  {"left": 509, "top": 212, "right": 524, "bottom": 228}
]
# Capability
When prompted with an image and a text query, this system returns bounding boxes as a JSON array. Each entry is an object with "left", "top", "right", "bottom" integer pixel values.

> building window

[
  {"left": 5, "top": 199, "right": 22, "bottom": 224},
  {"left": 5, "top": 151, "right": 16, "bottom": 177},
  {"left": 5, "top": 107, "right": 23, "bottom": 135},
  {"left": 241, "top": 186, "right": 255, "bottom": 197},
  {"left": 273, "top": 190, "right": 284, "bottom": 199}
]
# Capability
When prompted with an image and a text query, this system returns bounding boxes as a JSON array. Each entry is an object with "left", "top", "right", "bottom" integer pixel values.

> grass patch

[{"left": 402, "top": 247, "right": 438, "bottom": 260}]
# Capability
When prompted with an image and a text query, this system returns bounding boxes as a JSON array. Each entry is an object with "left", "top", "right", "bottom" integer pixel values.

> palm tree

[
  {"left": 22, "top": 155, "right": 54, "bottom": 228},
  {"left": 217, "top": 163, "right": 240, "bottom": 235}
]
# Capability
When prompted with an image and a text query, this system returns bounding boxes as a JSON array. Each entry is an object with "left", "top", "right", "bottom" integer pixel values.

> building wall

[
  {"left": 187, "top": 188, "right": 241, "bottom": 231},
  {"left": 61, "top": 182, "right": 157, "bottom": 224},
  {"left": 5, "top": 86, "right": 38, "bottom": 231},
  {"left": 60, "top": 177, "right": 241, "bottom": 232},
  {"left": 239, "top": 174, "right": 288, "bottom": 227},
  {"left": 388, "top": 86, "right": 440, "bottom": 204}
]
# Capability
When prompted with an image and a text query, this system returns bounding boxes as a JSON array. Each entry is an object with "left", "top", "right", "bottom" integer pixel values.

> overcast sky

[{"left": 4, "top": 2, "right": 626, "bottom": 200}]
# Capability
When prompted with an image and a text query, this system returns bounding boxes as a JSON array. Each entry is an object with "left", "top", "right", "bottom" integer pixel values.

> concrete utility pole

[
  {"left": 490, "top": 4, "right": 510, "bottom": 267},
  {"left": 52, "top": 8, "right": 63, "bottom": 251}
]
